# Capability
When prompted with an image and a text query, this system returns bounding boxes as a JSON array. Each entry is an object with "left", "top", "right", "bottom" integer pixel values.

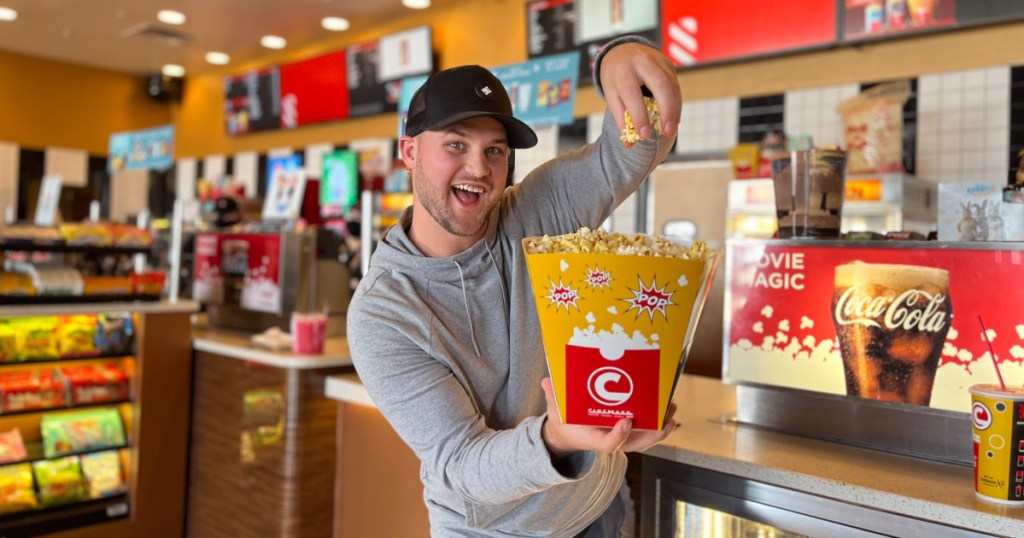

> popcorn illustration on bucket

[{"left": 524, "top": 228, "right": 719, "bottom": 430}]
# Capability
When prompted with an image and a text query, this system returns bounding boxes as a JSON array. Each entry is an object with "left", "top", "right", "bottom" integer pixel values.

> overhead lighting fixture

[
  {"left": 205, "top": 51, "right": 230, "bottom": 65},
  {"left": 157, "top": 9, "right": 186, "bottom": 25},
  {"left": 0, "top": 7, "right": 17, "bottom": 21},
  {"left": 402, "top": 0, "right": 431, "bottom": 8},
  {"left": 161, "top": 64, "right": 186, "bottom": 77},
  {"left": 261, "top": 35, "right": 287, "bottom": 49},
  {"left": 321, "top": 16, "right": 350, "bottom": 32}
]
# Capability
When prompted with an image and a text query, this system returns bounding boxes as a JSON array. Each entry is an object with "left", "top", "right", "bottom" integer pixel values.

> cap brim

[{"left": 418, "top": 111, "right": 538, "bottom": 149}]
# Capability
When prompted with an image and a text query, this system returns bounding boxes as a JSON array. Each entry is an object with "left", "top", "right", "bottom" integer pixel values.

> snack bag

[
  {"left": 80, "top": 450, "right": 126, "bottom": 498},
  {"left": 11, "top": 316, "right": 60, "bottom": 361},
  {"left": 33, "top": 456, "right": 88, "bottom": 505},
  {"left": 523, "top": 228, "right": 719, "bottom": 430},
  {"left": 0, "top": 428, "right": 27, "bottom": 464},
  {"left": 0, "top": 322, "right": 17, "bottom": 363},
  {"left": 40, "top": 408, "right": 126, "bottom": 458},
  {"left": 0, "top": 463, "right": 37, "bottom": 513},
  {"left": 57, "top": 315, "right": 100, "bottom": 358},
  {"left": 838, "top": 81, "right": 910, "bottom": 174},
  {"left": 0, "top": 369, "right": 68, "bottom": 412},
  {"left": 95, "top": 312, "right": 135, "bottom": 356}
]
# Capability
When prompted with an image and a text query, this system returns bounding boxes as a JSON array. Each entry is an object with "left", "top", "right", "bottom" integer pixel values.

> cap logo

[{"left": 475, "top": 81, "right": 496, "bottom": 101}]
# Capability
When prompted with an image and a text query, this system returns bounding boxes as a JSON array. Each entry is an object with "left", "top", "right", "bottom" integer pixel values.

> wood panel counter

[{"left": 187, "top": 327, "right": 352, "bottom": 538}]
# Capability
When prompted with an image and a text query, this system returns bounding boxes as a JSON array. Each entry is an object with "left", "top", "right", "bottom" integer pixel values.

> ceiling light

[
  {"left": 261, "top": 35, "right": 287, "bottom": 49},
  {"left": 321, "top": 17, "right": 350, "bottom": 32},
  {"left": 205, "top": 51, "right": 230, "bottom": 65},
  {"left": 402, "top": 0, "right": 431, "bottom": 8},
  {"left": 157, "top": 10, "right": 186, "bottom": 25},
  {"left": 0, "top": 7, "right": 17, "bottom": 21},
  {"left": 162, "top": 64, "right": 186, "bottom": 77}
]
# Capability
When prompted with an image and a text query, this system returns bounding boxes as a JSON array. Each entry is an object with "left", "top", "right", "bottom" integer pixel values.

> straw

[{"left": 977, "top": 315, "right": 1006, "bottom": 391}]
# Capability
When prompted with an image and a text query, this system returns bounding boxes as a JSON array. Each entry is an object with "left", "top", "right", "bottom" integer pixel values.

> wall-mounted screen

[
  {"left": 224, "top": 68, "right": 281, "bottom": 136},
  {"left": 321, "top": 150, "right": 359, "bottom": 217},
  {"left": 279, "top": 51, "right": 350, "bottom": 128}
]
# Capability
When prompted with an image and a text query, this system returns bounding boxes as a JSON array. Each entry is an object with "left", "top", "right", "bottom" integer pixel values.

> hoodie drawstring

[
  {"left": 453, "top": 260, "right": 482, "bottom": 357},
  {"left": 484, "top": 242, "right": 509, "bottom": 317}
]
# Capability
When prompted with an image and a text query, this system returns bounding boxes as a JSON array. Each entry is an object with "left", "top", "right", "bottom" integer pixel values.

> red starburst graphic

[
  {"left": 544, "top": 278, "right": 580, "bottom": 312},
  {"left": 584, "top": 266, "right": 612, "bottom": 290},
  {"left": 623, "top": 277, "right": 675, "bottom": 321}
]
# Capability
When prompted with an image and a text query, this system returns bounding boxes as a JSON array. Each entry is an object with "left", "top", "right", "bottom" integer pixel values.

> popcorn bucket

[{"left": 523, "top": 234, "right": 719, "bottom": 430}]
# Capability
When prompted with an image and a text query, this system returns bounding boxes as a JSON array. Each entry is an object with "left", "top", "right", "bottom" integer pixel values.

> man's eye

[
  {"left": 487, "top": 147, "right": 507, "bottom": 157},
  {"left": 447, "top": 141, "right": 464, "bottom": 150}
]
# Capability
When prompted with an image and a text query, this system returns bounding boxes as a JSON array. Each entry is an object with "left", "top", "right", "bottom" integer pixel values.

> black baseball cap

[{"left": 404, "top": 65, "right": 538, "bottom": 149}]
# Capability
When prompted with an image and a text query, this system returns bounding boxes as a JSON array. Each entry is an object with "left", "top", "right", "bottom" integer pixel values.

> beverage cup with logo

[
  {"left": 831, "top": 261, "right": 951, "bottom": 405},
  {"left": 523, "top": 236, "right": 718, "bottom": 431},
  {"left": 970, "top": 384, "right": 1024, "bottom": 504},
  {"left": 771, "top": 149, "right": 847, "bottom": 238}
]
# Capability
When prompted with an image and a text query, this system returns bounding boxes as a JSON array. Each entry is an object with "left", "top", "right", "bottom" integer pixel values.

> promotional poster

[{"left": 724, "top": 240, "right": 1024, "bottom": 413}]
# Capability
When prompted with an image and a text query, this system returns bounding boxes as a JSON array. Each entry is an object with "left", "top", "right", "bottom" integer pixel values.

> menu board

[
  {"left": 224, "top": 68, "right": 281, "bottom": 136},
  {"left": 661, "top": 0, "right": 836, "bottom": 67},
  {"left": 347, "top": 40, "right": 393, "bottom": 117},
  {"left": 842, "top": 0, "right": 956, "bottom": 41},
  {"left": 723, "top": 240, "right": 1024, "bottom": 414},
  {"left": 348, "top": 26, "right": 432, "bottom": 119},
  {"left": 527, "top": 0, "right": 659, "bottom": 85},
  {"left": 279, "top": 51, "right": 349, "bottom": 128}
]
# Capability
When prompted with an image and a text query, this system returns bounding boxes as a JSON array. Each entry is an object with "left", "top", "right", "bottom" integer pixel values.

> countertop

[
  {"left": 649, "top": 374, "right": 1024, "bottom": 537},
  {"left": 0, "top": 299, "right": 200, "bottom": 317},
  {"left": 192, "top": 327, "right": 352, "bottom": 369},
  {"left": 325, "top": 371, "right": 1024, "bottom": 535}
]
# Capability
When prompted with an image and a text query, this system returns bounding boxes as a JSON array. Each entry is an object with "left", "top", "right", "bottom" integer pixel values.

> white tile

[
  {"left": 940, "top": 111, "right": 962, "bottom": 132},
  {"left": 962, "top": 108, "right": 986, "bottom": 132},
  {"left": 985, "top": 66, "right": 1010, "bottom": 88},
  {"left": 963, "top": 88, "right": 986, "bottom": 109},
  {"left": 939, "top": 130, "right": 963, "bottom": 151},
  {"left": 917, "top": 113, "right": 939, "bottom": 133},
  {"left": 962, "top": 151, "right": 984, "bottom": 170},
  {"left": 961, "top": 131, "right": 986, "bottom": 150},
  {"left": 940, "top": 72, "right": 964, "bottom": 91},
  {"left": 985, "top": 127, "right": 1009, "bottom": 148},
  {"left": 918, "top": 75, "right": 940, "bottom": 95},
  {"left": 940, "top": 152, "right": 961, "bottom": 171},
  {"left": 986, "top": 149, "right": 1010, "bottom": 168},
  {"left": 986, "top": 86, "right": 1010, "bottom": 109},
  {"left": 940, "top": 90, "right": 963, "bottom": 109},
  {"left": 987, "top": 108, "right": 1010, "bottom": 129},
  {"left": 917, "top": 132, "right": 940, "bottom": 154},
  {"left": 962, "top": 69, "right": 987, "bottom": 89}
]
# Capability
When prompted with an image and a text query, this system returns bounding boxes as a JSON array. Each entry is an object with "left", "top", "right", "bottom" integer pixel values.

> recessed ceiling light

[
  {"left": 402, "top": 0, "right": 431, "bottom": 8},
  {"left": 261, "top": 35, "right": 287, "bottom": 49},
  {"left": 321, "top": 16, "right": 350, "bottom": 32},
  {"left": 205, "top": 52, "right": 230, "bottom": 65},
  {"left": 162, "top": 64, "right": 186, "bottom": 77},
  {"left": 157, "top": 10, "right": 186, "bottom": 25},
  {"left": 0, "top": 7, "right": 17, "bottom": 21}
]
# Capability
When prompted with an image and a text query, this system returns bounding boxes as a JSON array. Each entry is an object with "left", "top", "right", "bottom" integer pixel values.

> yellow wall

[
  {"left": 0, "top": 50, "right": 171, "bottom": 155},
  {"left": 4, "top": 0, "right": 1024, "bottom": 159}
]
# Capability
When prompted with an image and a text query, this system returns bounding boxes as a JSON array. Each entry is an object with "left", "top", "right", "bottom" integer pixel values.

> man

[{"left": 348, "top": 37, "right": 681, "bottom": 537}]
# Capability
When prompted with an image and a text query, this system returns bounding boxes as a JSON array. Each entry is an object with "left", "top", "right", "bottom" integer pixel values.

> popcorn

[
  {"left": 620, "top": 97, "right": 662, "bottom": 144},
  {"left": 523, "top": 227, "right": 711, "bottom": 260}
]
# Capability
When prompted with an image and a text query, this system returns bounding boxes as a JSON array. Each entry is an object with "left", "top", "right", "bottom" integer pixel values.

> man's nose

[{"left": 463, "top": 151, "right": 491, "bottom": 178}]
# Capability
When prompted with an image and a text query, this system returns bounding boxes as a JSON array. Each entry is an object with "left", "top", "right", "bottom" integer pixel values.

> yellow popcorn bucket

[{"left": 523, "top": 236, "right": 719, "bottom": 430}]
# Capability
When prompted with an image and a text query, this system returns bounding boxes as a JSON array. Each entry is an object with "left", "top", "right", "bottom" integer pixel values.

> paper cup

[
  {"left": 524, "top": 239, "right": 718, "bottom": 430},
  {"left": 970, "top": 384, "right": 1024, "bottom": 504}
]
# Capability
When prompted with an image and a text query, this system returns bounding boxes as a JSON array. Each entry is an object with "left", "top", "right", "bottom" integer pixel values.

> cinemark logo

[
  {"left": 974, "top": 401, "right": 993, "bottom": 431},
  {"left": 588, "top": 367, "right": 633, "bottom": 406},
  {"left": 667, "top": 16, "right": 698, "bottom": 66}
]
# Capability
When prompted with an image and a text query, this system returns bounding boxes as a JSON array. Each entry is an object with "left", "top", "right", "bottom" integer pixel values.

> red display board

[
  {"left": 279, "top": 51, "right": 350, "bottom": 128},
  {"left": 192, "top": 233, "right": 283, "bottom": 314},
  {"left": 724, "top": 240, "right": 1024, "bottom": 413},
  {"left": 661, "top": 0, "right": 836, "bottom": 66}
]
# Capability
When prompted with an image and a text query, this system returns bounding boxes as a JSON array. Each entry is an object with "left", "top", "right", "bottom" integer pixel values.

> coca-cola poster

[{"left": 723, "top": 240, "right": 1024, "bottom": 413}]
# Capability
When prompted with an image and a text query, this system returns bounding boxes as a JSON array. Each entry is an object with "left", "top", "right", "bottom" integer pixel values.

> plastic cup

[
  {"left": 771, "top": 149, "right": 847, "bottom": 238},
  {"left": 970, "top": 384, "right": 1024, "bottom": 504},
  {"left": 291, "top": 312, "right": 327, "bottom": 355}
]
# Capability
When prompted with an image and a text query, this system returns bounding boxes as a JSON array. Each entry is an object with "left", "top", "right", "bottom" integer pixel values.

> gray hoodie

[{"left": 347, "top": 46, "right": 675, "bottom": 538}]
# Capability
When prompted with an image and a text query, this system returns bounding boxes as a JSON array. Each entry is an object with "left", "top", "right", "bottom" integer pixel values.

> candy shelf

[{"left": 0, "top": 493, "right": 130, "bottom": 538}]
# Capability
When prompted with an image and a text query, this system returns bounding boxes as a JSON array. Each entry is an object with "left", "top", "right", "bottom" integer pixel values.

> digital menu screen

[
  {"left": 278, "top": 51, "right": 350, "bottom": 128},
  {"left": 321, "top": 150, "right": 359, "bottom": 217},
  {"left": 842, "top": 0, "right": 956, "bottom": 41},
  {"left": 527, "top": 0, "right": 659, "bottom": 86},
  {"left": 224, "top": 68, "right": 282, "bottom": 136},
  {"left": 661, "top": 0, "right": 836, "bottom": 67},
  {"left": 348, "top": 26, "right": 432, "bottom": 119}
]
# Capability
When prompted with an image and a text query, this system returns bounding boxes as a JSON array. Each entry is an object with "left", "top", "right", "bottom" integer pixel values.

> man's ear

[{"left": 399, "top": 135, "right": 416, "bottom": 169}]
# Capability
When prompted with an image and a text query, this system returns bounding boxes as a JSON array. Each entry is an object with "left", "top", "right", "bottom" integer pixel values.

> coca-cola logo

[{"left": 834, "top": 287, "right": 948, "bottom": 332}]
